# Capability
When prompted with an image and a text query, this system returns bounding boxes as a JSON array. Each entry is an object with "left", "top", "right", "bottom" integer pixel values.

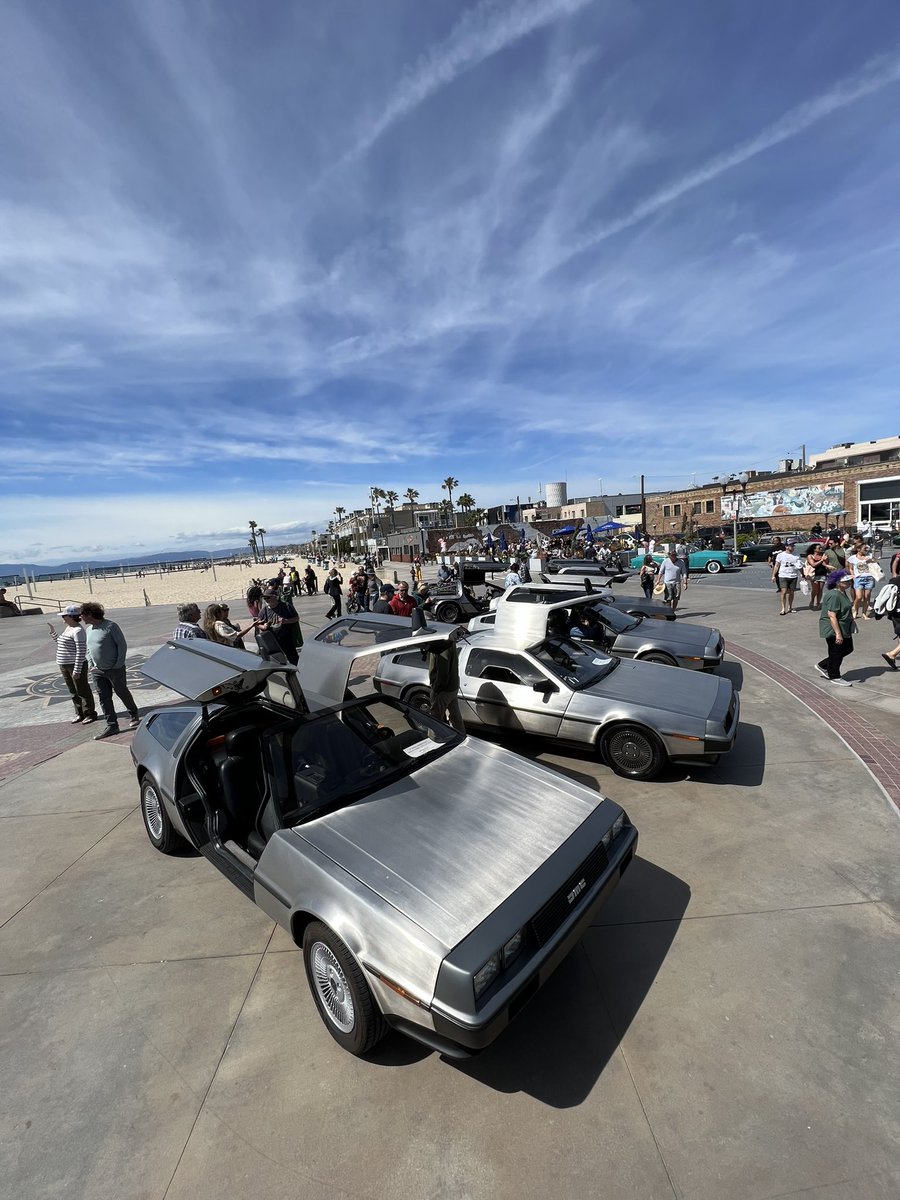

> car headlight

[
  {"left": 612, "top": 812, "right": 625, "bottom": 838},
  {"left": 502, "top": 930, "right": 524, "bottom": 967},
  {"left": 601, "top": 828, "right": 612, "bottom": 849},
  {"left": 473, "top": 953, "right": 501, "bottom": 998}
]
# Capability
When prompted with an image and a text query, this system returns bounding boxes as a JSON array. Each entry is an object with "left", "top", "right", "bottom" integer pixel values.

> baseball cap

[{"left": 61, "top": 604, "right": 82, "bottom": 617}]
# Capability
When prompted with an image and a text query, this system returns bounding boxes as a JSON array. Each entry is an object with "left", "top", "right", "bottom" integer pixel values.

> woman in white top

[{"left": 847, "top": 544, "right": 876, "bottom": 619}]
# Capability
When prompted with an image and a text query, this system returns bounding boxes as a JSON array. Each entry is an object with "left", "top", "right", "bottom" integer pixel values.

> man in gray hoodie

[{"left": 81, "top": 601, "right": 140, "bottom": 739}]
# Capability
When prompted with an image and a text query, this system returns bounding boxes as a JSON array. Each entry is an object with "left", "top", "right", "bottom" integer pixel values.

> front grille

[{"left": 529, "top": 840, "right": 610, "bottom": 947}]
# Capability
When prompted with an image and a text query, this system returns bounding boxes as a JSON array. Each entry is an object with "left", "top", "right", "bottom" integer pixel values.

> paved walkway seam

[{"left": 728, "top": 640, "right": 900, "bottom": 817}]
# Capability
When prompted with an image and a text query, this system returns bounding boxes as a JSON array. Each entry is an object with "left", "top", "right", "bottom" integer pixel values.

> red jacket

[{"left": 389, "top": 595, "right": 416, "bottom": 617}]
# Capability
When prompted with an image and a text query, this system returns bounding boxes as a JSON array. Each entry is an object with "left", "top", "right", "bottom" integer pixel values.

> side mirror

[{"left": 533, "top": 678, "right": 557, "bottom": 695}]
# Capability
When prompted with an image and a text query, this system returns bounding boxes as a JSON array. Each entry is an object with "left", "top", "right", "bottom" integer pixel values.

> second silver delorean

[{"left": 375, "top": 598, "right": 739, "bottom": 779}]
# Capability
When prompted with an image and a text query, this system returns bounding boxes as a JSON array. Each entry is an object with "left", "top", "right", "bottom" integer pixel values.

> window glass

[
  {"left": 533, "top": 639, "right": 616, "bottom": 689},
  {"left": 705, "top": 500, "right": 715, "bottom": 513},
  {"left": 465, "top": 648, "right": 543, "bottom": 686},
  {"left": 148, "top": 708, "right": 195, "bottom": 751},
  {"left": 393, "top": 650, "right": 429, "bottom": 668}
]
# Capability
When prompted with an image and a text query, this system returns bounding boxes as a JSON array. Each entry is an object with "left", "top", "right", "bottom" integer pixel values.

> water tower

[{"left": 545, "top": 481, "right": 567, "bottom": 508}]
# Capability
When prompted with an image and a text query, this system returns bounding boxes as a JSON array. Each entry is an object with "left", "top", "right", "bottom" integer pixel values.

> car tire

[
  {"left": 435, "top": 601, "right": 461, "bottom": 623},
  {"left": 600, "top": 724, "right": 665, "bottom": 780},
  {"left": 140, "top": 774, "right": 188, "bottom": 854},
  {"left": 404, "top": 685, "right": 432, "bottom": 713},
  {"left": 302, "top": 922, "right": 387, "bottom": 1055},
  {"left": 637, "top": 651, "right": 678, "bottom": 667},
  {"left": 705, "top": 560, "right": 722, "bottom": 574}
]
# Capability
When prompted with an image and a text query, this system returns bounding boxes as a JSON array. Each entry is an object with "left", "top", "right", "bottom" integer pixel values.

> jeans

[
  {"left": 60, "top": 663, "right": 97, "bottom": 719},
  {"left": 94, "top": 667, "right": 138, "bottom": 728},
  {"left": 818, "top": 636, "right": 854, "bottom": 680}
]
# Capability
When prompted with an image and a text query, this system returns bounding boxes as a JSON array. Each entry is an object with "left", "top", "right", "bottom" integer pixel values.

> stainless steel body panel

[{"left": 296, "top": 737, "right": 604, "bottom": 947}]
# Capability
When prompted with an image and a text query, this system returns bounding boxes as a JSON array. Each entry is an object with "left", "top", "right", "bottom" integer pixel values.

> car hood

[
  {"left": 585, "top": 658, "right": 721, "bottom": 717},
  {"left": 294, "top": 737, "right": 610, "bottom": 949}
]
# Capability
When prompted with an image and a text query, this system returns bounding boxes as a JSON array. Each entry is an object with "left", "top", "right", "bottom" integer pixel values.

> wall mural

[{"left": 721, "top": 484, "right": 845, "bottom": 520}]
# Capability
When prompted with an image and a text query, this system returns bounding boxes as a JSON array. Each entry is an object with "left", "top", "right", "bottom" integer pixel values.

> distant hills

[{"left": 1, "top": 546, "right": 259, "bottom": 577}]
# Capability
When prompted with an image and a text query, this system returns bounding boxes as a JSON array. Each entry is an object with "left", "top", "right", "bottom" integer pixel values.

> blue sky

[{"left": 2, "top": 0, "right": 900, "bottom": 563}]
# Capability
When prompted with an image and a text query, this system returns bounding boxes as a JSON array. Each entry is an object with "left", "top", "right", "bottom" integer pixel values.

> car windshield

[
  {"left": 271, "top": 696, "right": 461, "bottom": 822},
  {"left": 532, "top": 638, "right": 617, "bottom": 689},
  {"left": 586, "top": 602, "right": 639, "bottom": 633}
]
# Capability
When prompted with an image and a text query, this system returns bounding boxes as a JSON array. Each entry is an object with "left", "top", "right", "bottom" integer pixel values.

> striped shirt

[
  {"left": 173, "top": 623, "right": 208, "bottom": 640},
  {"left": 56, "top": 623, "right": 86, "bottom": 672}
]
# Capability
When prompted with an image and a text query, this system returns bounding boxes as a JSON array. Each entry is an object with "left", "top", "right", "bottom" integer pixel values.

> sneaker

[
  {"left": 81, "top": 715, "right": 97, "bottom": 724},
  {"left": 94, "top": 726, "right": 121, "bottom": 740},
  {"left": 70, "top": 716, "right": 83, "bottom": 724},
  {"left": 882, "top": 653, "right": 898, "bottom": 671},
  {"left": 128, "top": 716, "right": 140, "bottom": 729},
  {"left": 829, "top": 678, "right": 852, "bottom": 688},
  {"left": 814, "top": 664, "right": 829, "bottom": 679}
]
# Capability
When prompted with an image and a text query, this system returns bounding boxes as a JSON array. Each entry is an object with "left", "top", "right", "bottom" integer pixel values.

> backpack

[{"left": 872, "top": 581, "right": 899, "bottom": 619}]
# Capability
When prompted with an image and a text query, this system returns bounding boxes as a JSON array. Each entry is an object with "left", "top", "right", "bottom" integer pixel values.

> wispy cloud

[
  {"left": 562, "top": 47, "right": 900, "bottom": 263},
  {"left": 342, "top": 0, "right": 593, "bottom": 161}
]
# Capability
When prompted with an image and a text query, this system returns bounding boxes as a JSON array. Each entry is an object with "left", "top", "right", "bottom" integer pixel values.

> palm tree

[
  {"left": 441, "top": 476, "right": 459, "bottom": 514},
  {"left": 257, "top": 528, "right": 267, "bottom": 560},
  {"left": 248, "top": 519, "right": 259, "bottom": 562},
  {"left": 438, "top": 499, "right": 452, "bottom": 525},
  {"left": 457, "top": 492, "right": 475, "bottom": 514},
  {"left": 385, "top": 490, "right": 399, "bottom": 531},
  {"left": 404, "top": 487, "right": 420, "bottom": 518}
]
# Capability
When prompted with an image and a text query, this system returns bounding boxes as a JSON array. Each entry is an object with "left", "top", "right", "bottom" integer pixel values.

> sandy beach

[
  {"left": 6, "top": 557, "right": 423, "bottom": 615},
  {"left": 8, "top": 560, "right": 315, "bottom": 614}
]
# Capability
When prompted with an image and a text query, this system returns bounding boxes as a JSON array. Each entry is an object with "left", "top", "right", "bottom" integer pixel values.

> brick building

[{"left": 644, "top": 438, "right": 900, "bottom": 537}]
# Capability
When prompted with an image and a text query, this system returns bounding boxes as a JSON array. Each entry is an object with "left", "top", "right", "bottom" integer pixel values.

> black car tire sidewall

[
  {"left": 404, "top": 686, "right": 432, "bottom": 712},
  {"left": 600, "top": 724, "right": 665, "bottom": 780},
  {"left": 436, "top": 601, "right": 461, "bottom": 623},
  {"left": 638, "top": 652, "right": 678, "bottom": 667},
  {"left": 302, "top": 922, "right": 386, "bottom": 1055}
]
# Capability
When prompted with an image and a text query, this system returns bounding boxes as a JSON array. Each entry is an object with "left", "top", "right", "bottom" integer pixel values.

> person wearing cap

[
  {"left": 772, "top": 540, "right": 804, "bottom": 615},
  {"left": 815, "top": 571, "right": 855, "bottom": 686},
  {"left": 255, "top": 585, "right": 301, "bottom": 664},
  {"left": 50, "top": 605, "right": 98, "bottom": 724},
  {"left": 372, "top": 585, "right": 393, "bottom": 614}
]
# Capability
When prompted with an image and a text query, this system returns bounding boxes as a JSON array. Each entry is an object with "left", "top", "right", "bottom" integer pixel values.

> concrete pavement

[{"left": 0, "top": 580, "right": 897, "bottom": 1200}]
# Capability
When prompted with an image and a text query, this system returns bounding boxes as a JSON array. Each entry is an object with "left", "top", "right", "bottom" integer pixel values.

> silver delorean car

[
  {"left": 473, "top": 587, "right": 723, "bottom": 670},
  {"left": 132, "top": 630, "right": 638, "bottom": 1059},
  {"left": 375, "top": 598, "right": 739, "bottom": 779}
]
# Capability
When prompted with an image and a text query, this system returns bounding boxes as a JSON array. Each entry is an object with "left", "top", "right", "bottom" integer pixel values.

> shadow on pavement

[
  {"left": 843, "top": 664, "right": 895, "bottom": 683},
  {"left": 448, "top": 858, "right": 689, "bottom": 1106},
  {"left": 718, "top": 660, "right": 744, "bottom": 690}
]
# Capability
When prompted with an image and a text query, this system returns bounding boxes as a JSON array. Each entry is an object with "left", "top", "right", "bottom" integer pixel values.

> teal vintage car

[{"left": 630, "top": 545, "right": 742, "bottom": 574}]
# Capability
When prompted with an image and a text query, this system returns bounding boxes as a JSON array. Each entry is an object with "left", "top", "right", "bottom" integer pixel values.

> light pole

[{"left": 720, "top": 473, "right": 749, "bottom": 554}]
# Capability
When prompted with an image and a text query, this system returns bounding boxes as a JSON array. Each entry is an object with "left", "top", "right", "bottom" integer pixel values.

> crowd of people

[{"left": 33, "top": 525, "right": 900, "bottom": 737}]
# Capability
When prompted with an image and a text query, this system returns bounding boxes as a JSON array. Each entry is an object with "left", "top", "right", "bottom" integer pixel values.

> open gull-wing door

[
  {"left": 299, "top": 614, "right": 459, "bottom": 711},
  {"left": 141, "top": 639, "right": 303, "bottom": 706},
  {"left": 494, "top": 592, "right": 609, "bottom": 650}
]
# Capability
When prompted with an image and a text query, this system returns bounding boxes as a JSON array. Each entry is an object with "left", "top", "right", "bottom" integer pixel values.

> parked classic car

[
  {"left": 133, "top": 632, "right": 638, "bottom": 1059},
  {"left": 544, "top": 557, "right": 631, "bottom": 580},
  {"left": 375, "top": 601, "right": 739, "bottom": 779},
  {"left": 629, "top": 546, "right": 742, "bottom": 574},
  {"left": 481, "top": 589, "right": 723, "bottom": 670}
]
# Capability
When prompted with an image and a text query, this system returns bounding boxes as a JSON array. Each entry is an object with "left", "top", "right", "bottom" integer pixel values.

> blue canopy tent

[
  {"left": 583, "top": 523, "right": 594, "bottom": 543},
  {"left": 498, "top": 530, "right": 508, "bottom": 552},
  {"left": 551, "top": 525, "right": 576, "bottom": 536},
  {"left": 594, "top": 520, "right": 626, "bottom": 532},
  {"left": 484, "top": 531, "right": 494, "bottom": 547}
]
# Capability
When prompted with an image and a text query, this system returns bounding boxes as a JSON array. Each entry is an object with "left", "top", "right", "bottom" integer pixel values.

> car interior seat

[{"left": 219, "top": 726, "right": 262, "bottom": 845}]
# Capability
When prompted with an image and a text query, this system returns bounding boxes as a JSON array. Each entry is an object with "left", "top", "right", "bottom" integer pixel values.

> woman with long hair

[
  {"left": 805, "top": 543, "right": 828, "bottom": 611},
  {"left": 203, "top": 603, "right": 256, "bottom": 649}
]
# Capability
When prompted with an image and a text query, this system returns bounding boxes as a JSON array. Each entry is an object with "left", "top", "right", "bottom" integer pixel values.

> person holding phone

[{"left": 50, "top": 604, "right": 98, "bottom": 724}]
